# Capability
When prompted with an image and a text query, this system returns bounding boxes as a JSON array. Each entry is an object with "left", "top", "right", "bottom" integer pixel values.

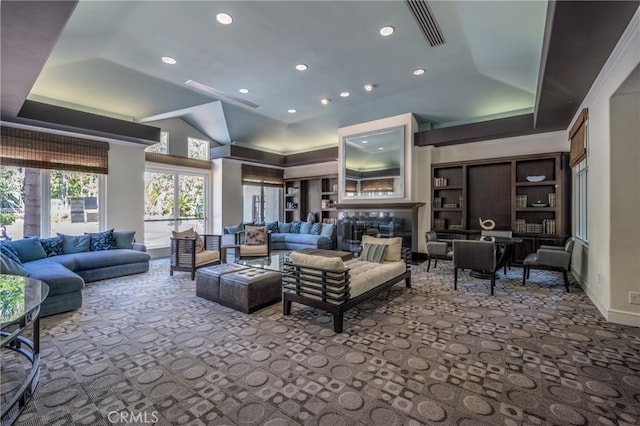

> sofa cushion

[
  {"left": 0, "top": 242, "right": 22, "bottom": 264},
  {"left": 320, "top": 223, "right": 335, "bottom": 238},
  {"left": 300, "top": 222, "right": 312, "bottom": 234},
  {"left": 1, "top": 252, "right": 29, "bottom": 276},
  {"left": 290, "top": 252, "right": 345, "bottom": 272},
  {"left": 59, "top": 233, "right": 91, "bottom": 254},
  {"left": 172, "top": 228, "right": 203, "bottom": 253},
  {"left": 361, "top": 235, "right": 402, "bottom": 262},
  {"left": 245, "top": 226, "right": 267, "bottom": 245},
  {"left": 45, "top": 249, "right": 151, "bottom": 271},
  {"left": 23, "top": 260, "right": 84, "bottom": 296},
  {"left": 278, "top": 222, "right": 291, "bottom": 233},
  {"left": 266, "top": 221, "right": 279, "bottom": 232},
  {"left": 290, "top": 221, "right": 301, "bottom": 233},
  {"left": 270, "top": 233, "right": 286, "bottom": 243},
  {"left": 39, "top": 235, "right": 64, "bottom": 257},
  {"left": 8, "top": 237, "right": 47, "bottom": 262},
  {"left": 224, "top": 223, "right": 244, "bottom": 235},
  {"left": 345, "top": 259, "right": 406, "bottom": 298},
  {"left": 87, "top": 229, "right": 116, "bottom": 251},
  {"left": 113, "top": 231, "right": 136, "bottom": 249},
  {"left": 282, "top": 233, "right": 327, "bottom": 246},
  {"left": 360, "top": 243, "right": 387, "bottom": 263}
]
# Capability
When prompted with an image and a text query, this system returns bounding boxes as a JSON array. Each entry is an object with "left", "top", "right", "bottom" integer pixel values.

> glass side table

[{"left": 1, "top": 275, "right": 49, "bottom": 426}]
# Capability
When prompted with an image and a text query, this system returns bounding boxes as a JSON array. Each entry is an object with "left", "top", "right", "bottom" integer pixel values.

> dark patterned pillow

[
  {"left": 87, "top": 229, "right": 116, "bottom": 251},
  {"left": 266, "top": 221, "right": 279, "bottom": 233},
  {"left": 290, "top": 221, "right": 301, "bottom": 233},
  {"left": 310, "top": 223, "right": 322, "bottom": 235},
  {"left": 0, "top": 242, "right": 22, "bottom": 264},
  {"left": 39, "top": 235, "right": 64, "bottom": 257}
]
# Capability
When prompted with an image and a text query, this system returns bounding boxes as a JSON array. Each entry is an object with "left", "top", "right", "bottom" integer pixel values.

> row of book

[
  {"left": 433, "top": 177, "right": 449, "bottom": 187},
  {"left": 433, "top": 196, "right": 464, "bottom": 209},
  {"left": 515, "top": 219, "right": 556, "bottom": 234},
  {"left": 515, "top": 193, "right": 557, "bottom": 208}
]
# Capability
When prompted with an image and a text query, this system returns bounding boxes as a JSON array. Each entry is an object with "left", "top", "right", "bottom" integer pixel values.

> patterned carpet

[{"left": 5, "top": 258, "right": 640, "bottom": 425}]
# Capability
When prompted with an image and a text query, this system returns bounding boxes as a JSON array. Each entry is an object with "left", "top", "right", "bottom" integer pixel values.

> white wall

[
  {"left": 569, "top": 8, "right": 640, "bottom": 326},
  {"left": 610, "top": 91, "right": 640, "bottom": 319},
  {"left": 106, "top": 143, "right": 146, "bottom": 241},
  {"left": 212, "top": 158, "right": 243, "bottom": 234}
]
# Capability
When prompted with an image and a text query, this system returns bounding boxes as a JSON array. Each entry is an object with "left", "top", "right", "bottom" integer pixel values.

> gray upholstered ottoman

[
  {"left": 196, "top": 263, "right": 249, "bottom": 303},
  {"left": 219, "top": 268, "right": 282, "bottom": 313}
]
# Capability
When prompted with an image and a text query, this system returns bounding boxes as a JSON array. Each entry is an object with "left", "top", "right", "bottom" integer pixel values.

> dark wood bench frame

[{"left": 282, "top": 248, "right": 412, "bottom": 333}]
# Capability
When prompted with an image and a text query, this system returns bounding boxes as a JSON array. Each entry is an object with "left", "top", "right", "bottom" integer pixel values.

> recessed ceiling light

[
  {"left": 320, "top": 98, "right": 331, "bottom": 105},
  {"left": 379, "top": 26, "right": 395, "bottom": 36},
  {"left": 295, "top": 64, "right": 308, "bottom": 71},
  {"left": 413, "top": 68, "right": 426, "bottom": 76},
  {"left": 216, "top": 13, "right": 233, "bottom": 25},
  {"left": 361, "top": 140, "right": 368, "bottom": 144},
  {"left": 364, "top": 84, "right": 374, "bottom": 92},
  {"left": 340, "top": 92, "right": 350, "bottom": 97},
  {"left": 161, "top": 56, "right": 177, "bottom": 65},
  {"left": 288, "top": 109, "right": 297, "bottom": 114},
  {"left": 378, "top": 147, "right": 384, "bottom": 150},
  {"left": 238, "top": 88, "right": 249, "bottom": 94}
]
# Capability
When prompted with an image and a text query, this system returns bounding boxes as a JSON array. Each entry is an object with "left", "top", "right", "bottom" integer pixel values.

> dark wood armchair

[{"left": 170, "top": 234, "right": 222, "bottom": 280}]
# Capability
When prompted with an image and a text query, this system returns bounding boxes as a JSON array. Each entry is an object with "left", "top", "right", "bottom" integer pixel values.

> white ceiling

[{"left": 29, "top": 0, "right": 548, "bottom": 154}]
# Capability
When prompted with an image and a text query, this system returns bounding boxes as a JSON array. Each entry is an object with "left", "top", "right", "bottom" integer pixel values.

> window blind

[
  {"left": 0, "top": 126, "right": 109, "bottom": 174},
  {"left": 360, "top": 178, "right": 394, "bottom": 193},
  {"left": 241, "top": 164, "right": 284, "bottom": 186},
  {"left": 569, "top": 108, "right": 588, "bottom": 168},
  {"left": 145, "top": 152, "right": 211, "bottom": 170}
]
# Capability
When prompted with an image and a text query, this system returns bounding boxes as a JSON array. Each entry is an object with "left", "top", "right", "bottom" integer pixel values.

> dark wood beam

[
  {"left": 16, "top": 101, "right": 160, "bottom": 144},
  {"left": 285, "top": 147, "right": 338, "bottom": 166},
  {"left": 211, "top": 144, "right": 338, "bottom": 167}
]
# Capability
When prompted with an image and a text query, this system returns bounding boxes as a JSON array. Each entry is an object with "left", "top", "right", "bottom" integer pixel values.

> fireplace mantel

[{"left": 335, "top": 202, "right": 425, "bottom": 210}]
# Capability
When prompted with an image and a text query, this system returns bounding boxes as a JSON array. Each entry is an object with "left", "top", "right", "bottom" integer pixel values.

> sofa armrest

[
  {"left": 539, "top": 245, "right": 563, "bottom": 251},
  {"left": 132, "top": 242, "right": 147, "bottom": 252},
  {"left": 427, "top": 241, "right": 449, "bottom": 256}
]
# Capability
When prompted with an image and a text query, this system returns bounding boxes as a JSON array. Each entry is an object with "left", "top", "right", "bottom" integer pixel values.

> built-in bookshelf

[{"left": 431, "top": 152, "right": 571, "bottom": 263}]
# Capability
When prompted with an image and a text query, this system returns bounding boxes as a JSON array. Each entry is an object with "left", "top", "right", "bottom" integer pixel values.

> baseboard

[
  {"left": 607, "top": 309, "right": 640, "bottom": 327},
  {"left": 582, "top": 281, "right": 609, "bottom": 321}
]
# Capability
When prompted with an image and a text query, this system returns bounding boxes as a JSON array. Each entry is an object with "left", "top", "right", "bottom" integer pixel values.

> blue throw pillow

[
  {"left": 6, "top": 237, "right": 47, "bottom": 262},
  {"left": 266, "top": 221, "right": 279, "bottom": 233},
  {"left": 0, "top": 241, "right": 22, "bottom": 264},
  {"left": 310, "top": 223, "right": 322, "bottom": 235},
  {"left": 86, "top": 229, "right": 116, "bottom": 251},
  {"left": 224, "top": 223, "right": 244, "bottom": 235},
  {"left": 300, "top": 222, "right": 312, "bottom": 234},
  {"left": 112, "top": 231, "right": 136, "bottom": 249},
  {"left": 0, "top": 252, "right": 29, "bottom": 276},
  {"left": 278, "top": 222, "right": 291, "bottom": 233},
  {"left": 320, "top": 223, "right": 335, "bottom": 238},
  {"left": 58, "top": 233, "right": 91, "bottom": 254},
  {"left": 39, "top": 235, "right": 64, "bottom": 257},
  {"left": 290, "top": 221, "right": 301, "bottom": 233}
]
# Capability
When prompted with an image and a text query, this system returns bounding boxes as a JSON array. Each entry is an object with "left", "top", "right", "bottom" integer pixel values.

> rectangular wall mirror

[{"left": 341, "top": 125, "right": 405, "bottom": 199}]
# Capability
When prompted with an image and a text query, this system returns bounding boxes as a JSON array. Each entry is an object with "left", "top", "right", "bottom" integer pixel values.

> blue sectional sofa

[
  {"left": 1, "top": 231, "right": 150, "bottom": 317},
  {"left": 224, "top": 221, "right": 336, "bottom": 251}
]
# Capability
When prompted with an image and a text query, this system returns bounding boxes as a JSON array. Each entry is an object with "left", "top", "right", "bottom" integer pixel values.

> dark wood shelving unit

[
  {"left": 283, "top": 175, "right": 338, "bottom": 224},
  {"left": 431, "top": 152, "right": 571, "bottom": 263}
]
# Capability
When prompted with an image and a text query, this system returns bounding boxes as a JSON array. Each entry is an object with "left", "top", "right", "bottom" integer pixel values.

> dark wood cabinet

[
  {"left": 431, "top": 152, "right": 571, "bottom": 263},
  {"left": 284, "top": 175, "right": 338, "bottom": 224}
]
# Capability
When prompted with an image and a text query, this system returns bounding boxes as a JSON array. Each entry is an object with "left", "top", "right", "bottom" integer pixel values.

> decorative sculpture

[{"left": 479, "top": 217, "right": 496, "bottom": 230}]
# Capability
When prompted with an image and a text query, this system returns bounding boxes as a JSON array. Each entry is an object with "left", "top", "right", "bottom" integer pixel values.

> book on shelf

[
  {"left": 443, "top": 203, "right": 458, "bottom": 208},
  {"left": 322, "top": 218, "right": 338, "bottom": 225},
  {"left": 516, "top": 195, "right": 528, "bottom": 208},
  {"left": 433, "top": 197, "right": 442, "bottom": 208},
  {"left": 434, "top": 218, "right": 447, "bottom": 230},
  {"left": 448, "top": 224, "right": 463, "bottom": 230},
  {"left": 433, "top": 177, "right": 449, "bottom": 187},
  {"left": 548, "top": 193, "right": 556, "bottom": 207}
]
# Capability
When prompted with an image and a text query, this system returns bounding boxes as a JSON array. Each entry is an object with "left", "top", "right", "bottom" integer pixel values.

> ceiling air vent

[
  {"left": 405, "top": 0, "right": 445, "bottom": 47},
  {"left": 185, "top": 80, "right": 261, "bottom": 109}
]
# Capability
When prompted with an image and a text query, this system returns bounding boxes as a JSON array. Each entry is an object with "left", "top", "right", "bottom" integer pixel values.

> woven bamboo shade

[
  {"left": 345, "top": 179, "right": 357, "bottom": 192},
  {"left": 1, "top": 126, "right": 109, "bottom": 174},
  {"left": 569, "top": 108, "right": 588, "bottom": 168},
  {"left": 360, "top": 178, "right": 394, "bottom": 193},
  {"left": 242, "top": 164, "right": 284, "bottom": 186},
  {"left": 145, "top": 152, "right": 211, "bottom": 170}
]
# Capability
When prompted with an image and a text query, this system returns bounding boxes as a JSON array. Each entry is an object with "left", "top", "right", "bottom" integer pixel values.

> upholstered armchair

[
  {"left": 453, "top": 239, "right": 498, "bottom": 295},
  {"left": 522, "top": 237, "right": 575, "bottom": 292},
  {"left": 425, "top": 231, "right": 452, "bottom": 272},
  {"left": 480, "top": 230, "right": 513, "bottom": 273},
  {"left": 170, "top": 233, "right": 222, "bottom": 280},
  {"left": 235, "top": 225, "right": 271, "bottom": 259}
]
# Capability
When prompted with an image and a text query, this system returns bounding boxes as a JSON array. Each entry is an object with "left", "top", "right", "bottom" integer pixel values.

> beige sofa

[{"left": 282, "top": 236, "right": 411, "bottom": 333}]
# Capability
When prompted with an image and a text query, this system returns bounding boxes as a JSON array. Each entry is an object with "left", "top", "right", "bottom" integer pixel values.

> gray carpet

[{"left": 8, "top": 259, "right": 640, "bottom": 425}]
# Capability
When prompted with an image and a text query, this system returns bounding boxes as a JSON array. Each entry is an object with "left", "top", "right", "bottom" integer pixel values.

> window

[
  {"left": 188, "top": 137, "right": 209, "bottom": 160},
  {"left": 242, "top": 184, "right": 282, "bottom": 223},
  {"left": 0, "top": 166, "right": 103, "bottom": 239},
  {"left": 144, "top": 168, "right": 206, "bottom": 248},
  {"left": 145, "top": 131, "right": 168, "bottom": 154},
  {"left": 574, "top": 160, "right": 588, "bottom": 242}
]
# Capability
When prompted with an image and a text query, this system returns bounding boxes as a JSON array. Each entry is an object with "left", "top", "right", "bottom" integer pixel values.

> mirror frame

[{"left": 339, "top": 125, "right": 406, "bottom": 200}]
